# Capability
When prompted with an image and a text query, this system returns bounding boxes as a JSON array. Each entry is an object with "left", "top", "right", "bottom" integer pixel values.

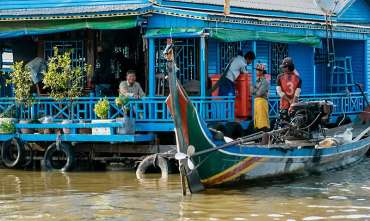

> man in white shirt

[
  {"left": 218, "top": 51, "right": 255, "bottom": 96},
  {"left": 119, "top": 70, "right": 145, "bottom": 99}
]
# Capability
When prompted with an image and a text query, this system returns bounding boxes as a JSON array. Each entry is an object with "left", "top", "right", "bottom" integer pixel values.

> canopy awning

[
  {"left": 144, "top": 28, "right": 204, "bottom": 38},
  {"left": 0, "top": 16, "right": 137, "bottom": 38},
  {"left": 208, "top": 28, "right": 321, "bottom": 47}
]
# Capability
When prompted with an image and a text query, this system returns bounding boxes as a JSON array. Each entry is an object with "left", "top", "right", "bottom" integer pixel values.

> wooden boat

[{"left": 165, "top": 44, "right": 370, "bottom": 193}]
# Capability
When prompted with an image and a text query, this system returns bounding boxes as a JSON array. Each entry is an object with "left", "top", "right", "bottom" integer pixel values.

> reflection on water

[{"left": 1, "top": 158, "right": 370, "bottom": 220}]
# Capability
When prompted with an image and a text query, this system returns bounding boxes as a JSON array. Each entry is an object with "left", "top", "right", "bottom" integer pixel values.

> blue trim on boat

[{"left": 219, "top": 136, "right": 370, "bottom": 158}]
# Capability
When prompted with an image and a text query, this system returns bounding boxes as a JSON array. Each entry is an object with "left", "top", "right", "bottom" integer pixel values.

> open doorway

[{"left": 99, "top": 28, "right": 145, "bottom": 96}]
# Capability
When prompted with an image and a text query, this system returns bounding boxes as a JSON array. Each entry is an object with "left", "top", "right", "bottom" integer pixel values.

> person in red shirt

[{"left": 276, "top": 57, "right": 302, "bottom": 116}]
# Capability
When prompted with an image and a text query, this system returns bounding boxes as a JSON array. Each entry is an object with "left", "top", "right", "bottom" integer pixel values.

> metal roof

[
  {"left": 163, "top": 0, "right": 352, "bottom": 15},
  {"left": 0, "top": 4, "right": 149, "bottom": 18},
  {"left": 0, "top": 0, "right": 150, "bottom": 19},
  {"left": 0, "top": 0, "right": 148, "bottom": 10}
]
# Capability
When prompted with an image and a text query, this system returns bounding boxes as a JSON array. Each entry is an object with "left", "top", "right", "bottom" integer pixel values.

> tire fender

[
  {"left": 136, "top": 155, "right": 169, "bottom": 179},
  {"left": 1, "top": 138, "right": 25, "bottom": 168},
  {"left": 43, "top": 142, "right": 75, "bottom": 172}
]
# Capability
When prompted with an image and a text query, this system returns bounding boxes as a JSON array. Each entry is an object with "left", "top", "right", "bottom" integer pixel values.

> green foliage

[
  {"left": 7, "top": 61, "right": 33, "bottom": 105},
  {"left": 0, "top": 119, "right": 16, "bottom": 134},
  {"left": 42, "top": 47, "right": 85, "bottom": 100},
  {"left": 94, "top": 98, "right": 110, "bottom": 119},
  {"left": 115, "top": 95, "right": 130, "bottom": 116},
  {"left": 0, "top": 106, "right": 16, "bottom": 118},
  {"left": 115, "top": 96, "right": 129, "bottom": 108}
]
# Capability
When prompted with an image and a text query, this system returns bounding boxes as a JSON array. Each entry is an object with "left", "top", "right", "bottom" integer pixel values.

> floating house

[{"left": 0, "top": 0, "right": 369, "bottom": 166}]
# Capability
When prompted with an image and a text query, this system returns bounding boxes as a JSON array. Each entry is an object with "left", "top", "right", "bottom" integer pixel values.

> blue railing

[
  {"left": 0, "top": 96, "right": 235, "bottom": 123},
  {"left": 268, "top": 92, "right": 366, "bottom": 117},
  {"left": 0, "top": 92, "right": 365, "bottom": 132}
]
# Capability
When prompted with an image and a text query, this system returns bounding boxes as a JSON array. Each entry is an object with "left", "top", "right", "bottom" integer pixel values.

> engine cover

[{"left": 289, "top": 100, "right": 334, "bottom": 130}]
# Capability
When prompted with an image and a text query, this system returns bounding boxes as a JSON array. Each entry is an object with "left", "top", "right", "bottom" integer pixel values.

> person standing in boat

[
  {"left": 217, "top": 51, "right": 255, "bottom": 96},
  {"left": 276, "top": 57, "right": 302, "bottom": 119},
  {"left": 251, "top": 64, "right": 270, "bottom": 131}
]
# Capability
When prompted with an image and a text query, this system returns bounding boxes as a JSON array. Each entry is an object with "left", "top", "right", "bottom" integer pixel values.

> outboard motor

[{"left": 289, "top": 100, "right": 334, "bottom": 131}]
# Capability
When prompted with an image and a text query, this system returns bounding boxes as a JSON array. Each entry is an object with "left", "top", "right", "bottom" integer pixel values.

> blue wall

[
  {"left": 288, "top": 44, "right": 315, "bottom": 94},
  {"left": 315, "top": 39, "right": 366, "bottom": 93},
  {"left": 256, "top": 41, "right": 270, "bottom": 70},
  {"left": 366, "top": 40, "right": 370, "bottom": 94},
  {"left": 315, "top": 57, "right": 329, "bottom": 93},
  {"left": 335, "top": 39, "right": 365, "bottom": 91},
  {"left": 207, "top": 39, "right": 218, "bottom": 75},
  {"left": 338, "top": 0, "right": 370, "bottom": 23},
  {"left": 148, "top": 14, "right": 205, "bottom": 29}
]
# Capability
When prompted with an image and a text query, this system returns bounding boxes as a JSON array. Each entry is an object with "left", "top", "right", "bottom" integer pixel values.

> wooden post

[
  {"left": 224, "top": 0, "right": 231, "bottom": 16},
  {"left": 200, "top": 36, "right": 206, "bottom": 97},
  {"left": 148, "top": 38, "right": 155, "bottom": 97},
  {"left": 86, "top": 30, "right": 95, "bottom": 89}
]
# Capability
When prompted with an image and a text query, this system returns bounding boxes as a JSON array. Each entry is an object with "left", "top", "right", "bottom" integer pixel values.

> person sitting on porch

[
  {"left": 251, "top": 64, "right": 270, "bottom": 131},
  {"left": 26, "top": 57, "right": 47, "bottom": 95},
  {"left": 218, "top": 51, "right": 255, "bottom": 96},
  {"left": 93, "top": 45, "right": 114, "bottom": 97},
  {"left": 119, "top": 70, "right": 145, "bottom": 99},
  {"left": 276, "top": 57, "right": 302, "bottom": 120}
]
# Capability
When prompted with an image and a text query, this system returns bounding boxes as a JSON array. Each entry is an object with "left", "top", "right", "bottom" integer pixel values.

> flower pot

[
  {"left": 116, "top": 117, "right": 135, "bottom": 135},
  {"left": 91, "top": 119, "right": 114, "bottom": 135},
  {"left": 62, "top": 120, "right": 73, "bottom": 134},
  {"left": 40, "top": 116, "right": 53, "bottom": 134},
  {"left": 19, "top": 119, "right": 34, "bottom": 134}
]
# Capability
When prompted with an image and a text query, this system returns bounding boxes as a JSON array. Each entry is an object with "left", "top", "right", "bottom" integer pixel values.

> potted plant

[
  {"left": 0, "top": 107, "right": 16, "bottom": 134},
  {"left": 42, "top": 47, "right": 86, "bottom": 134},
  {"left": 92, "top": 97, "right": 113, "bottom": 135},
  {"left": 115, "top": 96, "right": 135, "bottom": 134},
  {"left": 7, "top": 61, "right": 34, "bottom": 133}
]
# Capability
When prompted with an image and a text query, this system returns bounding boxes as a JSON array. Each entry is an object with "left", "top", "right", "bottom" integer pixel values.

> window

[
  {"left": 155, "top": 38, "right": 197, "bottom": 84},
  {"left": 44, "top": 40, "right": 85, "bottom": 87},
  {"left": 219, "top": 42, "right": 240, "bottom": 73},
  {"left": 44, "top": 40, "right": 85, "bottom": 68},
  {"left": 270, "top": 43, "right": 288, "bottom": 84}
]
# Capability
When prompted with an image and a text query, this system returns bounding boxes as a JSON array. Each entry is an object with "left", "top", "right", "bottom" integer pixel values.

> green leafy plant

[
  {"left": 0, "top": 119, "right": 16, "bottom": 134},
  {"left": 115, "top": 95, "right": 130, "bottom": 116},
  {"left": 7, "top": 61, "right": 33, "bottom": 106},
  {"left": 43, "top": 47, "right": 88, "bottom": 119},
  {"left": 0, "top": 106, "right": 17, "bottom": 118},
  {"left": 115, "top": 95, "right": 129, "bottom": 108},
  {"left": 94, "top": 98, "right": 110, "bottom": 119},
  {"left": 43, "top": 47, "right": 84, "bottom": 100}
]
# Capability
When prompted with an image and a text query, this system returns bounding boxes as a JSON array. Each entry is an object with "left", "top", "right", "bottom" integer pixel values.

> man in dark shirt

[{"left": 93, "top": 45, "right": 114, "bottom": 96}]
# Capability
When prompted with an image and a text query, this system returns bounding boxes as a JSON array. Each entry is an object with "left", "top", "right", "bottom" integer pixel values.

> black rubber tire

[
  {"left": 136, "top": 155, "right": 169, "bottom": 179},
  {"left": 22, "top": 143, "right": 33, "bottom": 168},
  {"left": 224, "top": 122, "right": 244, "bottom": 139},
  {"left": 1, "top": 138, "right": 25, "bottom": 168},
  {"left": 43, "top": 142, "right": 75, "bottom": 172}
]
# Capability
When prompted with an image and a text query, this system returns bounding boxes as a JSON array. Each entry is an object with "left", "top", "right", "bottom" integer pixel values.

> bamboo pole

[{"left": 224, "top": 0, "right": 231, "bottom": 16}]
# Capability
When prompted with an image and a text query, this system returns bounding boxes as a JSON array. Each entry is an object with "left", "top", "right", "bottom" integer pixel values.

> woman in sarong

[{"left": 252, "top": 64, "right": 270, "bottom": 131}]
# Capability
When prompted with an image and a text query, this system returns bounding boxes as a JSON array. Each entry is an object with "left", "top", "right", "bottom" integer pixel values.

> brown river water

[{"left": 1, "top": 158, "right": 370, "bottom": 221}]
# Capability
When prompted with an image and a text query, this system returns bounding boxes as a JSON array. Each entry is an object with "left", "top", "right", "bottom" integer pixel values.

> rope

[{"left": 338, "top": 112, "right": 346, "bottom": 127}]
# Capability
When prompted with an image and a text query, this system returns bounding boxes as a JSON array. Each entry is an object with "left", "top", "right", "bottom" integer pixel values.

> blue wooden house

[{"left": 0, "top": 0, "right": 369, "bottom": 134}]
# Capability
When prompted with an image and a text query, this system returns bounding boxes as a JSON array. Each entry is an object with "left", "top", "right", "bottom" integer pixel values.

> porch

[{"left": 0, "top": 92, "right": 365, "bottom": 134}]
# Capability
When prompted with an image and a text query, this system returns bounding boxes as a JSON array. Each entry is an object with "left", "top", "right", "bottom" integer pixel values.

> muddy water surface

[{"left": 1, "top": 158, "right": 370, "bottom": 220}]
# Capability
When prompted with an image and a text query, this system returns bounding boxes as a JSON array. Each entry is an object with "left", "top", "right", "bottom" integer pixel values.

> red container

[{"left": 210, "top": 74, "right": 252, "bottom": 119}]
